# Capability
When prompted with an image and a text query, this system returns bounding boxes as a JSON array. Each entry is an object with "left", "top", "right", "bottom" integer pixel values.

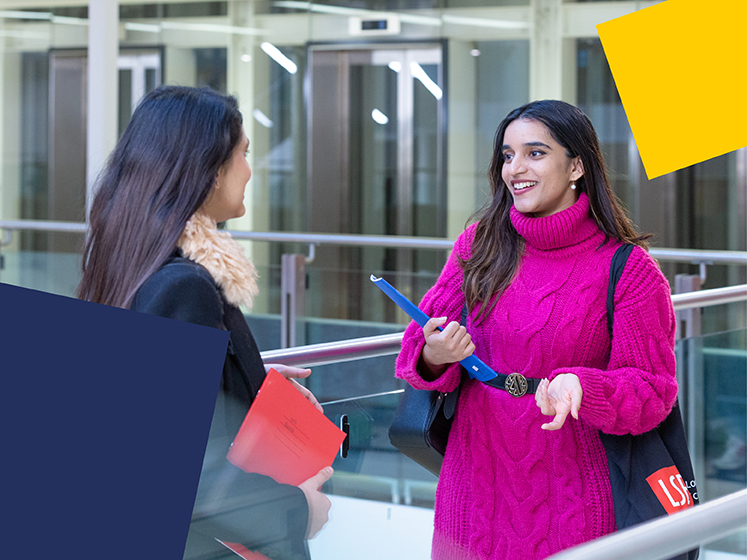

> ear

[{"left": 569, "top": 156, "right": 584, "bottom": 182}]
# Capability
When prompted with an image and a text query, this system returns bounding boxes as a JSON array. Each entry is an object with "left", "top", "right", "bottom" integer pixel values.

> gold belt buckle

[{"left": 505, "top": 373, "right": 528, "bottom": 397}]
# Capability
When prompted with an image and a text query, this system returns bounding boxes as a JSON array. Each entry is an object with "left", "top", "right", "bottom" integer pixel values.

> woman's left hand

[
  {"left": 535, "top": 373, "right": 582, "bottom": 430},
  {"left": 265, "top": 363, "right": 324, "bottom": 413}
]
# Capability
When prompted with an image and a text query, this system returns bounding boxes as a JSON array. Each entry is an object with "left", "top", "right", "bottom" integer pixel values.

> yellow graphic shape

[{"left": 597, "top": 0, "right": 747, "bottom": 179}]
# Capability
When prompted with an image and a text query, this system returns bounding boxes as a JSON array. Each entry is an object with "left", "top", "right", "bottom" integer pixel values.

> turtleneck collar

[{"left": 510, "top": 193, "right": 602, "bottom": 253}]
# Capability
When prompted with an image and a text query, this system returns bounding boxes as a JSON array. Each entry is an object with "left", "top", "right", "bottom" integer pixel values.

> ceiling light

[
  {"left": 410, "top": 61, "right": 442, "bottom": 100},
  {"left": 0, "top": 10, "right": 52, "bottom": 20},
  {"left": 371, "top": 109, "right": 389, "bottom": 125},
  {"left": 272, "top": 1, "right": 440, "bottom": 26},
  {"left": 442, "top": 14, "right": 529, "bottom": 30},
  {"left": 253, "top": 109, "right": 274, "bottom": 128},
  {"left": 261, "top": 42, "right": 297, "bottom": 74},
  {"left": 124, "top": 22, "right": 160, "bottom": 33}
]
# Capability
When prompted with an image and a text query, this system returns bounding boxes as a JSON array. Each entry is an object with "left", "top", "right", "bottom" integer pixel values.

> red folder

[
  {"left": 217, "top": 540, "right": 270, "bottom": 560},
  {"left": 227, "top": 368, "right": 346, "bottom": 486}
]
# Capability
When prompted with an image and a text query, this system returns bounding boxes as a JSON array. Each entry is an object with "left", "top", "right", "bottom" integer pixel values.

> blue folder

[{"left": 370, "top": 275, "right": 497, "bottom": 382}]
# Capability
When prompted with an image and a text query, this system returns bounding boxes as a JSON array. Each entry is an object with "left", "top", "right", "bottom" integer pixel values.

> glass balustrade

[
  {"left": 0, "top": 232, "right": 84, "bottom": 298},
  {"left": 310, "top": 391, "right": 437, "bottom": 560},
  {"left": 678, "top": 327, "right": 746, "bottom": 557},
  {"left": 292, "top": 327, "right": 747, "bottom": 558},
  {"left": 0, "top": 230, "right": 745, "bottom": 557}
]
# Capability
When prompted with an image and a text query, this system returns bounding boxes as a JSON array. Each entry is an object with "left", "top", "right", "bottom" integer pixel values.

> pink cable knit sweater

[{"left": 395, "top": 194, "right": 678, "bottom": 560}]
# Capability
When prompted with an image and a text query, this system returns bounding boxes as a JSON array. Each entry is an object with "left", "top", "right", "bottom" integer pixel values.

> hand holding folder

[
  {"left": 227, "top": 368, "right": 346, "bottom": 486},
  {"left": 370, "top": 275, "right": 498, "bottom": 382}
]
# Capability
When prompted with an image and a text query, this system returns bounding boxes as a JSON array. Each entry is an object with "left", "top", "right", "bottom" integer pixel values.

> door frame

[{"left": 305, "top": 39, "right": 448, "bottom": 239}]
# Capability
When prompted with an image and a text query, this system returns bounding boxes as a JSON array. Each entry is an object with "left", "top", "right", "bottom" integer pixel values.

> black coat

[{"left": 131, "top": 255, "right": 311, "bottom": 560}]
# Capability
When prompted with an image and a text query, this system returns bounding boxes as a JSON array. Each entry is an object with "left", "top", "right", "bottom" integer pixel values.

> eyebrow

[{"left": 501, "top": 141, "right": 552, "bottom": 151}]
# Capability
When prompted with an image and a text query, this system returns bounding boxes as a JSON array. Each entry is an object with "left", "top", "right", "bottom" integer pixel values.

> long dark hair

[
  {"left": 462, "top": 99, "right": 649, "bottom": 322},
  {"left": 77, "top": 86, "right": 243, "bottom": 308}
]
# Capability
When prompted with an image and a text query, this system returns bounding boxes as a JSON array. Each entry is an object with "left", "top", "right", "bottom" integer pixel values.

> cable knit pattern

[{"left": 395, "top": 193, "right": 678, "bottom": 560}]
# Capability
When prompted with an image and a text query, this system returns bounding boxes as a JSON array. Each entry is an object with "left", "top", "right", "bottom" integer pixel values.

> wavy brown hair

[
  {"left": 462, "top": 100, "right": 649, "bottom": 323},
  {"left": 77, "top": 86, "right": 243, "bottom": 308}
]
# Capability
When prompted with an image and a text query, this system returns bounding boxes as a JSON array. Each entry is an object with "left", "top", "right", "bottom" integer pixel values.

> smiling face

[
  {"left": 500, "top": 118, "right": 584, "bottom": 218},
  {"left": 202, "top": 128, "right": 251, "bottom": 223}
]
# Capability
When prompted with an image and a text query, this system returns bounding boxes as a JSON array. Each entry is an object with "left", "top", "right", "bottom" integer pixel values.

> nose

[{"left": 507, "top": 153, "right": 528, "bottom": 175}]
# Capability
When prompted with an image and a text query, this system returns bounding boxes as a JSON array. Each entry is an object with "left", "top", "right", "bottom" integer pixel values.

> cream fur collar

[{"left": 177, "top": 212, "right": 259, "bottom": 310}]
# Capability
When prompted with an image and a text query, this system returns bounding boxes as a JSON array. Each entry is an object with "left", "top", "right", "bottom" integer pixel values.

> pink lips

[{"left": 510, "top": 180, "right": 538, "bottom": 194}]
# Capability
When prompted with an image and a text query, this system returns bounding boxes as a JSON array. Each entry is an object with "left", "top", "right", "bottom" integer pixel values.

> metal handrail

[
  {"left": 262, "top": 284, "right": 747, "bottom": 366},
  {"left": 546, "top": 489, "right": 747, "bottom": 560},
  {"left": 0, "top": 219, "right": 88, "bottom": 234},
  {"left": 230, "top": 230, "right": 455, "bottom": 250},
  {"left": 262, "top": 332, "right": 404, "bottom": 367},
  {"left": 1, "top": 219, "right": 747, "bottom": 264},
  {"left": 671, "top": 284, "right": 747, "bottom": 311}
]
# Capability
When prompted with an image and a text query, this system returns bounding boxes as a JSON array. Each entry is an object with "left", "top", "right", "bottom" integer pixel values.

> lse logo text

[{"left": 646, "top": 466, "right": 695, "bottom": 515}]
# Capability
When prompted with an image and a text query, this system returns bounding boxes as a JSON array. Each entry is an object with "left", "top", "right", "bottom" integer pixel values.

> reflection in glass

[
  {"left": 677, "top": 328, "right": 746, "bottom": 555},
  {"left": 576, "top": 39, "right": 746, "bottom": 334}
]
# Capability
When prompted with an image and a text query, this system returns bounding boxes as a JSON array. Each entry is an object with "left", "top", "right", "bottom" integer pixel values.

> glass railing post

[
  {"left": 675, "top": 274, "right": 706, "bottom": 492},
  {"left": 280, "top": 253, "right": 306, "bottom": 349},
  {"left": 684, "top": 336, "right": 707, "bottom": 499},
  {"left": 0, "top": 228, "right": 11, "bottom": 278},
  {"left": 675, "top": 274, "right": 702, "bottom": 341}
]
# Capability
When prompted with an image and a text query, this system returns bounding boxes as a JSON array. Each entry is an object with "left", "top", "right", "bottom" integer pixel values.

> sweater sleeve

[
  {"left": 395, "top": 225, "right": 475, "bottom": 392},
  {"left": 551, "top": 247, "right": 678, "bottom": 435}
]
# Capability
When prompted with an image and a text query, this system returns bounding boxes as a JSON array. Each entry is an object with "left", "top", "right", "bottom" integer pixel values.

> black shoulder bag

[
  {"left": 387, "top": 305, "right": 468, "bottom": 477},
  {"left": 600, "top": 244, "right": 699, "bottom": 559}
]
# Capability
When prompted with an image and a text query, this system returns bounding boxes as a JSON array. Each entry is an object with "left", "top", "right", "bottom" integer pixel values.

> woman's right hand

[
  {"left": 298, "top": 467, "right": 334, "bottom": 539},
  {"left": 420, "top": 317, "right": 475, "bottom": 378}
]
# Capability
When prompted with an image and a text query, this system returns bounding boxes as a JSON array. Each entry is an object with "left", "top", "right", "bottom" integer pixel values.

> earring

[
  {"left": 570, "top": 183, "right": 577, "bottom": 190},
  {"left": 215, "top": 179, "right": 221, "bottom": 188}
]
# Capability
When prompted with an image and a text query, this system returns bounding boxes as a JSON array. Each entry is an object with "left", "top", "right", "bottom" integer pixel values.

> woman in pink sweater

[{"left": 395, "top": 100, "right": 678, "bottom": 559}]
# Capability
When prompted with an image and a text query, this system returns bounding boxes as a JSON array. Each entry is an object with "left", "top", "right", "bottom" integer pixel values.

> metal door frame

[{"left": 306, "top": 40, "right": 447, "bottom": 239}]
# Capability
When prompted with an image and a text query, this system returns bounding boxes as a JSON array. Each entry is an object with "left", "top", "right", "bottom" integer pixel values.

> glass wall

[
  {"left": 0, "top": 0, "right": 744, "bottom": 339},
  {"left": 576, "top": 37, "right": 746, "bottom": 334}
]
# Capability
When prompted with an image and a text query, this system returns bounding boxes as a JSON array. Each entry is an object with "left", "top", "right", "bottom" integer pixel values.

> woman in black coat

[{"left": 78, "top": 86, "right": 331, "bottom": 560}]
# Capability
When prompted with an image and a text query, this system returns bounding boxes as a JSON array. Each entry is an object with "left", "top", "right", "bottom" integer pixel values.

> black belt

[
  {"left": 458, "top": 304, "right": 541, "bottom": 397},
  {"left": 479, "top": 372, "right": 542, "bottom": 397}
]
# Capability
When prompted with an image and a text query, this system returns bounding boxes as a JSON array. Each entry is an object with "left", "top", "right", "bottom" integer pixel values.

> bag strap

[{"left": 607, "top": 243, "right": 635, "bottom": 338}]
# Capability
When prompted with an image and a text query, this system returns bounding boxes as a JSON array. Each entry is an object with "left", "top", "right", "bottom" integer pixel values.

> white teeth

[{"left": 513, "top": 181, "right": 537, "bottom": 190}]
